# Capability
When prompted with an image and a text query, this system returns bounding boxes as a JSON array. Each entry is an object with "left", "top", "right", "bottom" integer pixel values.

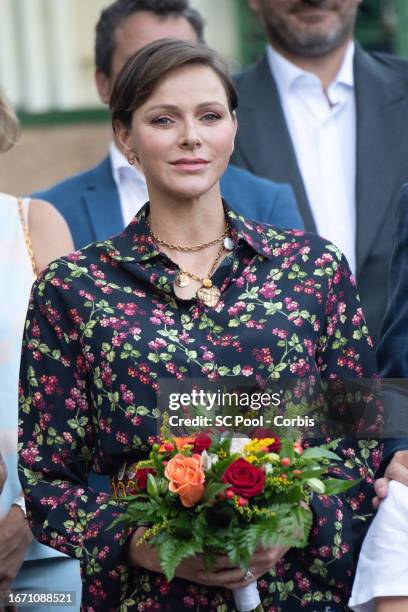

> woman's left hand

[
  {"left": 0, "top": 506, "right": 32, "bottom": 592},
  {"left": 196, "top": 543, "right": 290, "bottom": 590}
]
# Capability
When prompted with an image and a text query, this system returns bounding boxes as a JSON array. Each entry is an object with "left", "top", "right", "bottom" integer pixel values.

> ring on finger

[{"left": 243, "top": 569, "right": 255, "bottom": 581}]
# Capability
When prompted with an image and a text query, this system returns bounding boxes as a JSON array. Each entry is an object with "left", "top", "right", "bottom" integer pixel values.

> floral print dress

[{"left": 18, "top": 204, "right": 381, "bottom": 612}]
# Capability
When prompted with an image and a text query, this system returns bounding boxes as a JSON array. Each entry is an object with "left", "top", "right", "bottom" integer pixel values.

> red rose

[
  {"left": 135, "top": 467, "right": 156, "bottom": 491},
  {"left": 268, "top": 437, "right": 281, "bottom": 453},
  {"left": 193, "top": 434, "right": 212, "bottom": 454},
  {"left": 222, "top": 458, "right": 265, "bottom": 498}
]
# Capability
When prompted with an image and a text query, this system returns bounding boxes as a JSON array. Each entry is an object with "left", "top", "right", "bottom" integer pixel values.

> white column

[
  {"left": 14, "top": 0, "right": 51, "bottom": 112},
  {"left": 0, "top": 0, "right": 20, "bottom": 105},
  {"left": 69, "top": 0, "right": 111, "bottom": 108},
  {"left": 190, "top": 0, "right": 240, "bottom": 67},
  {"left": 45, "top": 0, "right": 79, "bottom": 109}
]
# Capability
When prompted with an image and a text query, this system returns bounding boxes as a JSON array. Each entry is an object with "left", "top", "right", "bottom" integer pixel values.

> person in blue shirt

[{"left": 33, "top": 0, "right": 303, "bottom": 250}]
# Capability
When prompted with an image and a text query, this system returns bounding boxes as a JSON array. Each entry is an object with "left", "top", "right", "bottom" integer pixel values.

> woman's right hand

[
  {"left": 0, "top": 451, "right": 7, "bottom": 494},
  {"left": 129, "top": 527, "right": 214, "bottom": 580},
  {"left": 129, "top": 527, "right": 288, "bottom": 589}
]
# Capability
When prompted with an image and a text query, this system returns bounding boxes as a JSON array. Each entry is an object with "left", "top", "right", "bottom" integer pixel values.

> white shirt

[
  {"left": 349, "top": 480, "right": 408, "bottom": 611},
  {"left": 0, "top": 194, "right": 65, "bottom": 560},
  {"left": 267, "top": 42, "right": 357, "bottom": 275},
  {"left": 110, "top": 142, "right": 149, "bottom": 226}
]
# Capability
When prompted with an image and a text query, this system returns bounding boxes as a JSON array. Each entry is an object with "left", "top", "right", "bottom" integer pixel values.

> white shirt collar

[
  {"left": 109, "top": 141, "right": 145, "bottom": 186},
  {"left": 266, "top": 40, "right": 355, "bottom": 97}
]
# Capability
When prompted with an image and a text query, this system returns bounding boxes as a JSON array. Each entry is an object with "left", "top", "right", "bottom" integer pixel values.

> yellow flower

[{"left": 243, "top": 438, "right": 276, "bottom": 456}]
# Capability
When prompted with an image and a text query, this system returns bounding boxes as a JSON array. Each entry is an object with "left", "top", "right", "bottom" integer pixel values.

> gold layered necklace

[
  {"left": 149, "top": 226, "right": 229, "bottom": 252},
  {"left": 149, "top": 224, "right": 234, "bottom": 307},
  {"left": 176, "top": 240, "right": 225, "bottom": 307}
]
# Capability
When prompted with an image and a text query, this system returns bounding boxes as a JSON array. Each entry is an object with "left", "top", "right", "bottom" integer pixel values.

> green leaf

[
  {"left": 265, "top": 302, "right": 283, "bottom": 315},
  {"left": 217, "top": 366, "right": 231, "bottom": 376},
  {"left": 280, "top": 438, "right": 296, "bottom": 461},
  {"left": 170, "top": 513, "right": 194, "bottom": 537},
  {"left": 301, "top": 447, "right": 341, "bottom": 462},
  {"left": 197, "top": 482, "right": 228, "bottom": 507},
  {"left": 156, "top": 537, "right": 201, "bottom": 581},
  {"left": 147, "top": 474, "right": 159, "bottom": 498},
  {"left": 228, "top": 319, "right": 240, "bottom": 328},
  {"left": 225, "top": 524, "right": 261, "bottom": 566},
  {"left": 136, "top": 406, "right": 150, "bottom": 416},
  {"left": 323, "top": 478, "right": 360, "bottom": 496},
  {"left": 306, "top": 478, "right": 326, "bottom": 494},
  {"left": 295, "top": 468, "right": 326, "bottom": 480}
]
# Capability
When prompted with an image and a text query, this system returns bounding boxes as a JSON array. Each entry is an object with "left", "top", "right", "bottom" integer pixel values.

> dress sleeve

[
  {"left": 298, "top": 253, "right": 383, "bottom": 597},
  {"left": 18, "top": 279, "right": 134, "bottom": 609},
  {"left": 316, "top": 253, "right": 378, "bottom": 378}
]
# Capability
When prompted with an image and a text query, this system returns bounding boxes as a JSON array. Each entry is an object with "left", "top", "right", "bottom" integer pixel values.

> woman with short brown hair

[{"left": 19, "top": 41, "right": 380, "bottom": 611}]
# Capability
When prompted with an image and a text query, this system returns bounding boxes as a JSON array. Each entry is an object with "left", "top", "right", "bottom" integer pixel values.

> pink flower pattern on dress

[{"left": 18, "top": 205, "right": 380, "bottom": 611}]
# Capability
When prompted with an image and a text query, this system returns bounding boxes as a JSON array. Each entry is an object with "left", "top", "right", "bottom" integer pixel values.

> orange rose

[{"left": 164, "top": 453, "right": 205, "bottom": 507}]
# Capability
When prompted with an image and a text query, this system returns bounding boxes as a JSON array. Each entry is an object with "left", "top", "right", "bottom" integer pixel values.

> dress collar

[{"left": 109, "top": 201, "right": 279, "bottom": 264}]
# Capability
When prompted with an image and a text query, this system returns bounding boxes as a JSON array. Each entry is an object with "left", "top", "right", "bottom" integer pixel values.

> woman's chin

[{"left": 162, "top": 177, "right": 220, "bottom": 201}]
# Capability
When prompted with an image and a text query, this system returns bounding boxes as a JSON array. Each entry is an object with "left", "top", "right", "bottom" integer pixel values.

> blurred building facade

[
  {"left": 0, "top": 0, "right": 240, "bottom": 113},
  {"left": 0, "top": 0, "right": 407, "bottom": 195},
  {"left": 0, "top": 0, "right": 240, "bottom": 194}
]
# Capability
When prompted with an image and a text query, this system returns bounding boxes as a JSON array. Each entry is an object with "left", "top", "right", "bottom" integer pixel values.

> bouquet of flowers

[{"left": 114, "top": 432, "right": 356, "bottom": 612}]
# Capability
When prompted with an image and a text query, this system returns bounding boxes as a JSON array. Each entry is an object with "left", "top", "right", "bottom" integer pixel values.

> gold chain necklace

[
  {"left": 175, "top": 241, "right": 226, "bottom": 307},
  {"left": 149, "top": 225, "right": 229, "bottom": 252},
  {"left": 149, "top": 222, "right": 234, "bottom": 307}
]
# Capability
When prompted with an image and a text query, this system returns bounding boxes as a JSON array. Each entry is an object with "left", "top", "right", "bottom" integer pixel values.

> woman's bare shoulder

[{"left": 28, "top": 198, "right": 74, "bottom": 273}]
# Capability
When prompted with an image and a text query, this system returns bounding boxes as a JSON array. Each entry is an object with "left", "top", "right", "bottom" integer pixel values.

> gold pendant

[
  {"left": 175, "top": 272, "right": 190, "bottom": 287},
  {"left": 202, "top": 278, "right": 212, "bottom": 288},
  {"left": 197, "top": 285, "right": 221, "bottom": 307}
]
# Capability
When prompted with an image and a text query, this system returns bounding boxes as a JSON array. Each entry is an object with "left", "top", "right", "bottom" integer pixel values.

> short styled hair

[
  {"left": 110, "top": 39, "right": 238, "bottom": 128},
  {"left": 95, "top": 0, "right": 205, "bottom": 77},
  {"left": 0, "top": 93, "right": 19, "bottom": 154}
]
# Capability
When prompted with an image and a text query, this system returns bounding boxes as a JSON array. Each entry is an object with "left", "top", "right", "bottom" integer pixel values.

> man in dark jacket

[{"left": 232, "top": 0, "right": 408, "bottom": 346}]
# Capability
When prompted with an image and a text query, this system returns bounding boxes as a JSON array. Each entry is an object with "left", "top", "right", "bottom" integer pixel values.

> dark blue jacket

[
  {"left": 377, "top": 184, "right": 408, "bottom": 462},
  {"left": 33, "top": 157, "right": 303, "bottom": 250},
  {"left": 378, "top": 183, "right": 408, "bottom": 378}
]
